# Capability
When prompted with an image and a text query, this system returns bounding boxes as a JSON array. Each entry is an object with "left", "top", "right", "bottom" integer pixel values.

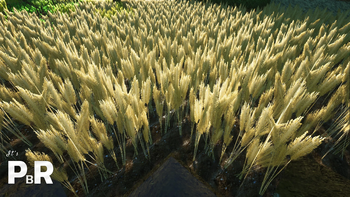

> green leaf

[{"left": 30, "top": 6, "right": 37, "bottom": 13}]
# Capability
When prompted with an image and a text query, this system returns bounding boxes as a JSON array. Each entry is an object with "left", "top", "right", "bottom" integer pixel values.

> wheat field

[{"left": 0, "top": 0, "right": 349, "bottom": 196}]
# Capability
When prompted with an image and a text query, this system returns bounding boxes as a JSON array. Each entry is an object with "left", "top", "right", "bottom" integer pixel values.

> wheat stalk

[
  {"left": 35, "top": 126, "right": 66, "bottom": 163},
  {"left": 51, "top": 166, "right": 76, "bottom": 196},
  {"left": 90, "top": 116, "right": 118, "bottom": 167}
]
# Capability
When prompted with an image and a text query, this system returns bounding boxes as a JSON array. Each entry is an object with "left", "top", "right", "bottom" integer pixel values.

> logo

[{"left": 8, "top": 161, "right": 54, "bottom": 184}]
